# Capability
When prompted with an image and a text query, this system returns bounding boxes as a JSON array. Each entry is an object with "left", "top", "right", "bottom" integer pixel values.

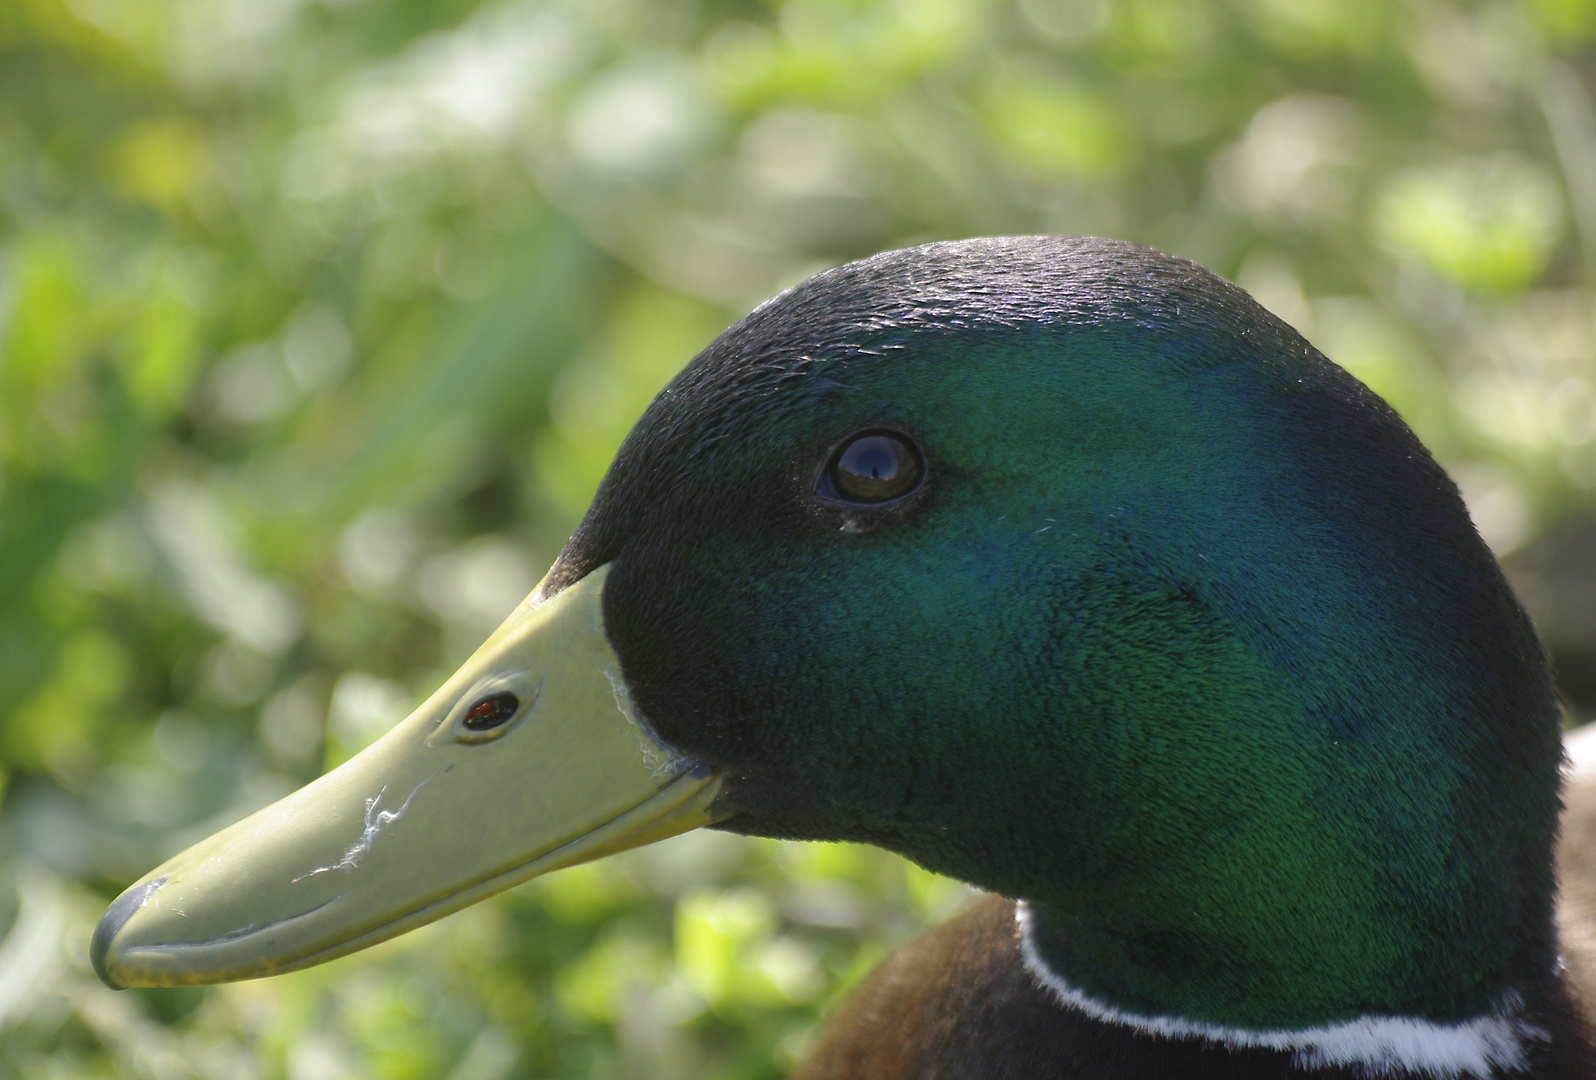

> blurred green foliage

[{"left": 3, "top": 0, "right": 1596, "bottom": 1076}]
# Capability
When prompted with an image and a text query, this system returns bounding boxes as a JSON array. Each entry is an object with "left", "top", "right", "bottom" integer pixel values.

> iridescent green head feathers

[{"left": 549, "top": 236, "right": 1563, "bottom": 1029}]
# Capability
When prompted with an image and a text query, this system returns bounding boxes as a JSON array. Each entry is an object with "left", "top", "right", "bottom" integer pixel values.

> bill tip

[{"left": 90, "top": 875, "right": 169, "bottom": 990}]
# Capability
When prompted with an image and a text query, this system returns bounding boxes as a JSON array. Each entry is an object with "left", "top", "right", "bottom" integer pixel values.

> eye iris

[
  {"left": 463, "top": 692, "right": 520, "bottom": 731},
  {"left": 831, "top": 434, "right": 922, "bottom": 503}
]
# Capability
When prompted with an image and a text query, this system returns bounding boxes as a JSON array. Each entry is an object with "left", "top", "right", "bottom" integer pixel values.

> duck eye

[
  {"left": 826, "top": 432, "right": 923, "bottom": 503},
  {"left": 463, "top": 692, "right": 519, "bottom": 731}
]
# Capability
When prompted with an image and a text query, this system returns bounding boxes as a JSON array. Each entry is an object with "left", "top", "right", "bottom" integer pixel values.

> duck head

[{"left": 93, "top": 237, "right": 1563, "bottom": 1035}]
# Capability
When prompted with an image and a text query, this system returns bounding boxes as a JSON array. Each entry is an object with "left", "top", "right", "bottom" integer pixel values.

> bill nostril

[{"left": 462, "top": 692, "right": 520, "bottom": 731}]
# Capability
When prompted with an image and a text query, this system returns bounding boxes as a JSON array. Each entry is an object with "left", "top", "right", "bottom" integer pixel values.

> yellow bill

[{"left": 91, "top": 565, "right": 725, "bottom": 988}]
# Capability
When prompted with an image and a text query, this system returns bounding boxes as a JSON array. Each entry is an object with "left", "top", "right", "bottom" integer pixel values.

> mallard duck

[{"left": 92, "top": 237, "right": 1596, "bottom": 1078}]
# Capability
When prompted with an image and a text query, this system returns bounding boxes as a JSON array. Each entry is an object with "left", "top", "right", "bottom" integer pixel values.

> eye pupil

[
  {"left": 463, "top": 692, "right": 520, "bottom": 731},
  {"left": 828, "top": 433, "right": 923, "bottom": 503}
]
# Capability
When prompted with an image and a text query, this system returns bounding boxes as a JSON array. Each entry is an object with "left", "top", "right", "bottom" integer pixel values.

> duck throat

[{"left": 1015, "top": 901, "right": 1552, "bottom": 1078}]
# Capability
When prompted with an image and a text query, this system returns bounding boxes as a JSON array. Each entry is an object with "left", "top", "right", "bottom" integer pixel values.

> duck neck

[{"left": 1015, "top": 900, "right": 1565, "bottom": 1079}]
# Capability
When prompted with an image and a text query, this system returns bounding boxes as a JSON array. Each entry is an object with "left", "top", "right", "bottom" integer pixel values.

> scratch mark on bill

[{"left": 293, "top": 768, "right": 444, "bottom": 882}]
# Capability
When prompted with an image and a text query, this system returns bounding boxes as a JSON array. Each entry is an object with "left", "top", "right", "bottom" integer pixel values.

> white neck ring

[{"left": 1014, "top": 901, "right": 1547, "bottom": 1078}]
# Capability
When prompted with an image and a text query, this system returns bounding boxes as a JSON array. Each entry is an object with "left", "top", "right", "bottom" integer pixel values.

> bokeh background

[{"left": 5, "top": 0, "right": 1596, "bottom": 1076}]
